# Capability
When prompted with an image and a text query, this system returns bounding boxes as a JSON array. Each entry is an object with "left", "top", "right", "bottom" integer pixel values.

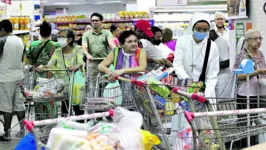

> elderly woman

[
  {"left": 234, "top": 29, "right": 266, "bottom": 148},
  {"left": 36, "top": 28, "right": 85, "bottom": 117},
  {"left": 98, "top": 30, "right": 147, "bottom": 78}
]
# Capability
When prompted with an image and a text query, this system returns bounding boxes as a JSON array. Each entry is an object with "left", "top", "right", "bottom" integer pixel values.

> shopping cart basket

[
  {"left": 111, "top": 75, "right": 206, "bottom": 150},
  {"left": 185, "top": 106, "right": 266, "bottom": 150}
]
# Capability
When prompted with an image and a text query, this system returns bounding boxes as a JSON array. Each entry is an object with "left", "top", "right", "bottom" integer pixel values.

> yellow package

[
  {"left": 165, "top": 101, "right": 175, "bottom": 116},
  {"left": 140, "top": 130, "right": 161, "bottom": 150},
  {"left": 171, "top": 93, "right": 181, "bottom": 103}
]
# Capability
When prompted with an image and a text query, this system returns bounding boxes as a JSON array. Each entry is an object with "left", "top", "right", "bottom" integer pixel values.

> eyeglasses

[
  {"left": 248, "top": 37, "right": 263, "bottom": 41},
  {"left": 91, "top": 20, "right": 100, "bottom": 22}
]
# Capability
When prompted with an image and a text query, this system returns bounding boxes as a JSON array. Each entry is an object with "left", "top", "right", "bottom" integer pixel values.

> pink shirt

[
  {"left": 234, "top": 49, "right": 266, "bottom": 96},
  {"left": 114, "top": 38, "right": 119, "bottom": 47},
  {"left": 164, "top": 40, "right": 177, "bottom": 51}
]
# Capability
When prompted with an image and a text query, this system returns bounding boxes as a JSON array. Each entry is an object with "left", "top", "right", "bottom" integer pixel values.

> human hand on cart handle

[
  {"left": 67, "top": 64, "right": 82, "bottom": 71},
  {"left": 35, "top": 65, "right": 45, "bottom": 72},
  {"left": 108, "top": 69, "right": 125, "bottom": 81},
  {"left": 86, "top": 54, "right": 93, "bottom": 61}
]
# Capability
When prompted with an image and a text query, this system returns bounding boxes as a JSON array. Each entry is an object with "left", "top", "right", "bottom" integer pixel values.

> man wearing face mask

[
  {"left": 209, "top": 12, "right": 235, "bottom": 98},
  {"left": 151, "top": 26, "right": 162, "bottom": 46},
  {"left": 173, "top": 13, "right": 219, "bottom": 100}
]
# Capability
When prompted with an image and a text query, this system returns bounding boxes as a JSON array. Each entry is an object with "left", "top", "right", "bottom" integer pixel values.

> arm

[
  {"left": 82, "top": 32, "right": 92, "bottom": 59},
  {"left": 98, "top": 51, "right": 114, "bottom": 74},
  {"left": 120, "top": 49, "right": 147, "bottom": 73},
  {"left": 172, "top": 39, "right": 189, "bottom": 79},
  {"left": 204, "top": 44, "right": 219, "bottom": 98},
  {"left": 220, "top": 59, "right": 230, "bottom": 68},
  {"left": 237, "top": 70, "right": 261, "bottom": 80},
  {"left": 233, "top": 52, "right": 262, "bottom": 80}
]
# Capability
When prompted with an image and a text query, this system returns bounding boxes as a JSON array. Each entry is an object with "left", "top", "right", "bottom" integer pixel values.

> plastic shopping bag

[
  {"left": 71, "top": 70, "right": 85, "bottom": 105},
  {"left": 103, "top": 65, "right": 122, "bottom": 105}
]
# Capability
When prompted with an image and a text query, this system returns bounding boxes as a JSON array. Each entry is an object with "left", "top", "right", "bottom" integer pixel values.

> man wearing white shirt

[
  {"left": 173, "top": 13, "right": 219, "bottom": 99},
  {"left": 209, "top": 11, "right": 235, "bottom": 98},
  {"left": 135, "top": 20, "right": 166, "bottom": 70}
]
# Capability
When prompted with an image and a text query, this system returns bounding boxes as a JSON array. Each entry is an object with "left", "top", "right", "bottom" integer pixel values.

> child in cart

[{"left": 36, "top": 28, "right": 85, "bottom": 117}]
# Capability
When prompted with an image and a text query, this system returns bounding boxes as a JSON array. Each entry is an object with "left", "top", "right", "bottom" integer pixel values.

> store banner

[
  {"left": 235, "top": 22, "right": 245, "bottom": 49},
  {"left": 156, "top": 0, "right": 187, "bottom": 6},
  {"left": 133, "top": 19, "right": 154, "bottom": 27},
  {"left": 227, "top": 0, "right": 247, "bottom": 19}
]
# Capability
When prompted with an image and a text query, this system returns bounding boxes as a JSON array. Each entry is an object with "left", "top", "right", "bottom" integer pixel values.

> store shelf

[
  {"left": 53, "top": 19, "right": 136, "bottom": 25},
  {"left": 13, "top": 30, "right": 30, "bottom": 35}
]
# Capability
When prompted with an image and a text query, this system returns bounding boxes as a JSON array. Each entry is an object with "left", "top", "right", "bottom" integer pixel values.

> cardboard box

[{"left": 242, "top": 143, "right": 266, "bottom": 150}]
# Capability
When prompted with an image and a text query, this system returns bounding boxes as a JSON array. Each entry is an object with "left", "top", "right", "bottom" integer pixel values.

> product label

[
  {"left": 14, "top": 23, "right": 19, "bottom": 29},
  {"left": 27, "top": 23, "right": 31, "bottom": 29}
]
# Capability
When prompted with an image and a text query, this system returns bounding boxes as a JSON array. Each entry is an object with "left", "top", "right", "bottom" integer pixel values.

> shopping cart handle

[
  {"left": 24, "top": 120, "right": 35, "bottom": 132},
  {"left": 109, "top": 109, "right": 114, "bottom": 117},
  {"left": 184, "top": 111, "right": 195, "bottom": 123},
  {"left": 172, "top": 87, "right": 206, "bottom": 103},
  {"left": 131, "top": 79, "right": 145, "bottom": 86},
  {"left": 191, "top": 94, "right": 206, "bottom": 103}
]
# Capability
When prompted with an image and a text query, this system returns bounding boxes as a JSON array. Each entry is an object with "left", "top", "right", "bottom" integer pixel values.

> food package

[{"left": 147, "top": 77, "right": 170, "bottom": 98}]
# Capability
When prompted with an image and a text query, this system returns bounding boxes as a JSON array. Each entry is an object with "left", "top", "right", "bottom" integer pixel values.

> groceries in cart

[
  {"left": 16, "top": 107, "right": 160, "bottom": 150},
  {"left": 22, "top": 77, "right": 66, "bottom": 99}
]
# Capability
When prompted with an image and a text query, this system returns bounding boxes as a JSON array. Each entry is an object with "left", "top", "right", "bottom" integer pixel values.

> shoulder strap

[
  {"left": 199, "top": 39, "right": 211, "bottom": 83},
  {"left": 113, "top": 47, "right": 120, "bottom": 68},
  {"left": 209, "top": 30, "right": 219, "bottom": 41},
  {"left": 34, "top": 40, "right": 50, "bottom": 64}
]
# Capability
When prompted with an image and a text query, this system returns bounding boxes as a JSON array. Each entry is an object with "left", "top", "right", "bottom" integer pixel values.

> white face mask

[{"left": 58, "top": 38, "right": 68, "bottom": 47}]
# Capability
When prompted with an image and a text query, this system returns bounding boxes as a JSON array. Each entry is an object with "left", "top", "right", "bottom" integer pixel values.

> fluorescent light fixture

[
  {"left": 95, "top": 1, "right": 122, "bottom": 5},
  {"left": 53, "top": 2, "right": 71, "bottom": 5}
]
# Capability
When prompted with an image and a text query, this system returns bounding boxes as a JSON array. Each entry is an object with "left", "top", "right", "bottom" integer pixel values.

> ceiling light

[
  {"left": 53, "top": 2, "right": 71, "bottom": 5},
  {"left": 95, "top": 1, "right": 122, "bottom": 5}
]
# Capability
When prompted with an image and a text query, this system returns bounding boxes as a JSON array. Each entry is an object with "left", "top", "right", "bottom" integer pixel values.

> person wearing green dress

[
  {"left": 26, "top": 21, "right": 60, "bottom": 118},
  {"left": 36, "top": 29, "right": 85, "bottom": 116}
]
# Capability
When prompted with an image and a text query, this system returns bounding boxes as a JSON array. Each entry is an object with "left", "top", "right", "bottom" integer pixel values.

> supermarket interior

[{"left": 1, "top": 0, "right": 266, "bottom": 149}]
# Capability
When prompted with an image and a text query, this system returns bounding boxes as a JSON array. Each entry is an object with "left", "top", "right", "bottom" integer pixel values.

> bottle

[
  {"left": 19, "top": 16, "right": 25, "bottom": 30},
  {"left": 24, "top": 16, "right": 31, "bottom": 30},
  {"left": 156, "top": 67, "right": 175, "bottom": 81},
  {"left": 14, "top": 16, "right": 19, "bottom": 30}
]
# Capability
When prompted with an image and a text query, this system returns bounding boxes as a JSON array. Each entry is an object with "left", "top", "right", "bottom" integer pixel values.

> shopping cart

[
  {"left": 180, "top": 97, "right": 266, "bottom": 150},
  {"left": 20, "top": 69, "right": 76, "bottom": 116},
  {"left": 111, "top": 75, "right": 206, "bottom": 150},
  {"left": 19, "top": 109, "right": 114, "bottom": 150},
  {"left": 185, "top": 106, "right": 266, "bottom": 150}
]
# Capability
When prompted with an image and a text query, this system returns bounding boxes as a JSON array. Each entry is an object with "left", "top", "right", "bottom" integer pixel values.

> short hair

[
  {"left": 59, "top": 29, "right": 75, "bottom": 46},
  {"left": 0, "top": 19, "right": 13, "bottom": 33},
  {"left": 119, "top": 30, "right": 137, "bottom": 45},
  {"left": 214, "top": 11, "right": 225, "bottom": 20},
  {"left": 90, "top": 12, "right": 103, "bottom": 21},
  {"left": 110, "top": 24, "right": 118, "bottom": 33},
  {"left": 151, "top": 26, "right": 162, "bottom": 35},
  {"left": 245, "top": 29, "right": 260, "bottom": 40},
  {"left": 40, "top": 21, "right": 52, "bottom": 38},
  {"left": 162, "top": 28, "right": 173, "bottom": 43}
]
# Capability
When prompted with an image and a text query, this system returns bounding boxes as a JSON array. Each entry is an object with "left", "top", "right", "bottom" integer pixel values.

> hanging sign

[
  {"left": 227, "top": 0, "right": 247, "bottom": 19},
  {"left": 1, "top": 0, "right": 6, "bottom": 3},
  {"left": 235, "top": 22, "right": 245, "bottom": 49}
]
